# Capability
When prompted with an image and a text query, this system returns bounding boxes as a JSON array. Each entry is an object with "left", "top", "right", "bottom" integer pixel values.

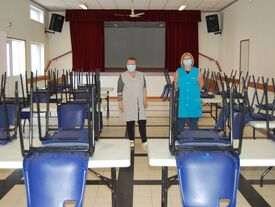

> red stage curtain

[
  {"left": 66, "top": 10, "right": 201, "bottom": 72},
  {"left": 165, "top": 22, "right": 199, "bottom": 71},
  {"left": 66, "top": 10, "right": 201, "bottom": 23},
  {"left": 70, "top": 21, "right": 104, "bottom": 71}
]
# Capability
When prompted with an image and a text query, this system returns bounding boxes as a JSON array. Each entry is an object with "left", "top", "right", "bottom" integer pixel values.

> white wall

[
  {"left": 99, "top": 74, "right": 165, "bottom": 97},
  {"left": 48, "top": 12, "right": 72, "bottom": 70},
  {"left": 198, "top": 12, "right": 221, "bottom": 72},
  {"left": 0, "top": 31, "right": 7, "bottom": 74},
  {"left": 218, "top": 0, "right": 275, "bottom": 78},
  {"left": 0, "top": 0, "right": 49, "bottom": 72}
]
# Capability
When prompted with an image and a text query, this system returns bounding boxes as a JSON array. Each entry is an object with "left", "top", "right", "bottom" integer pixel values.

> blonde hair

[
  {"left": 127, "top": 57, "right": 137, "bottom": 63},
  {"left": 180, "top": 52, "right": 194, "bottom": 68}
]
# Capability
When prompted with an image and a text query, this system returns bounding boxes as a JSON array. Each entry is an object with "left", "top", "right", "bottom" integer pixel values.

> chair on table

[
  {"left": 0, "top": 75, "right": 19, "bottom": 144},
  {"left": 41, "top": 103, "right": 89, "bottom": 144},
  {"left": 200, "top": 69, "right": 215, "bottom": 98},
  {"left": 0, "top": 103, "right": 18, "bottom": 144},
  {"left": 235, "top": 76, "right": 275, "bottom": 139},
  {"left": 214, "top": 73, "right": 250, "bottom": 136},
  {"left": 176, "top": 151, "right": 240, "bottom": 207},
  {"left": 169, "top": 84, "right": 245, "bottom": 207},
  {"left": 23, "top": 151, "right": 89, "bottom": 207},
  {"left": 15, "top": 81, "right": 95, "bottom": 207},
  {"left": 161, "top": 69, "right": 172, "bottom": 101}
]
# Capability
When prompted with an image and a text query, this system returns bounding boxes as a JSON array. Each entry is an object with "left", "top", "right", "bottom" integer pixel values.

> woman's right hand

[{"left": 118, "top": 101, "right": 125, "bottom": 112}]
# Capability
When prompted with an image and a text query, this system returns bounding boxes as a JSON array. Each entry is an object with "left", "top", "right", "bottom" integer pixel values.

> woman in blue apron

[{"left": 174, "top": 52, "right": 204, "bottom": 129}]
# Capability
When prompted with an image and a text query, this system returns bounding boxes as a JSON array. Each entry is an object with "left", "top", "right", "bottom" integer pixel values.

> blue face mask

[
  {"left": 183, "top": 59, "right": 192, "bottom": 67},
  {"left": 127, "top": 64, "right": 136, "bottom": 72}
]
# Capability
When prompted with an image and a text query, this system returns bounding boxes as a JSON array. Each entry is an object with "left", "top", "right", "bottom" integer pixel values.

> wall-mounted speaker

[
  {"left": 49, "top": 13, "right": 64, "bottom": 33},
  {"left": 205, "top": 14, "right": 220, "bottom": 34}
]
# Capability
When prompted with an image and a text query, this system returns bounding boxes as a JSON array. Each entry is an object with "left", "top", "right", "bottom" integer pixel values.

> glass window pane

[
  {"left": 31, "top": 42, "right": 44, "bottom": 76},
  {"left": 30, "top": 5, "right": 44, "bottom": 24},
  {"left": 6, "top": 43, "right": 10, "bottom": 76}
]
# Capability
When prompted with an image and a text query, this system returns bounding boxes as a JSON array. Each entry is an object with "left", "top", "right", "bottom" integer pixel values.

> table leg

[
  {"left": 107, "top": 91, "right": 110, "bottom": 119},
  {"left": 111, "top": 168, "right": 117, "bottom": 207},
  {"left": 215, "top": 103, "right": 218, "bottom": 123},
  {"left": 161, "top": 167, "right": 168, "bottom": 207},
  {"left": 209, "top": 103, "right": 217, "bottom": 121}
]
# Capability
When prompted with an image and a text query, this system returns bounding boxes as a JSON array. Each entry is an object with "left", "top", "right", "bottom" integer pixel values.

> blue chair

[
  {"left": 14, "top": 79, "right": 95, "bottom": 207},
  {"left": 176, "top": 151, "right": 240, "bottom": 207},
  {"left": 58, "top": 104, "right": 87, "bottom": 129},
  {"left": 0, "top": 103, "right": 17, "bottom": 144},
  {"left": 42, "top": 103, "right": 88, "bottom": 144},
  {"left": 168, "top": 82, "right": 243, "bottom": 207},
  {"left": 23, "top": 151, "right": 89, "bottom": 207}
]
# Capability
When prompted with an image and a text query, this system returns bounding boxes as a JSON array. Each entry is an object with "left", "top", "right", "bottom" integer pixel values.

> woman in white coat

[{"left": 117, "top": 57, "right": 148, "bottom": 148}]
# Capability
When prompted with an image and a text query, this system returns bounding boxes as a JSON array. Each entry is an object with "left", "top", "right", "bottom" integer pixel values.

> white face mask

[
  {"left": 183, "top": 59, "right": 192, "bottom": 67},
  {"left": 127, "top": 64, "right": 136, "bottom": 72}
]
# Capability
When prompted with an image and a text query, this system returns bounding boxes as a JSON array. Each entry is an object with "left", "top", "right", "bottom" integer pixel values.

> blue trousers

[{"left": 178, "top": 118, "right": 199, "bottom": 130}]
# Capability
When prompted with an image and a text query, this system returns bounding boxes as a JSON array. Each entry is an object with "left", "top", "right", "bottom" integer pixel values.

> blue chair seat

[
  {"left": 176, "top": 150, "right": 240, "bottom": 207},
  {"left": 256, "top": 103, "right": 274, "bottom": 110},
  {"left": 249, "top": 112, "right": 275, "bottom": 121},
  {"left": 23, "top": 151, "right": 89, "bottom": 207},
  {"left": 177, "top": 129, "right": 230, "bottom": 147},
  {"left": 42, "top": 129, "right": 89, "bottom": 144}
]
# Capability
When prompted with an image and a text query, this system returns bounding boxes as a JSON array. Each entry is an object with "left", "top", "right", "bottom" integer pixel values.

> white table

[
  {"left": 147, "top": 138, "right": 275, "bottom": 207},
  {"left": 0, "top": 139, "right": 130, "bottom": 169},
  {"left": 0, "top": 139, "right": 130, "bottom": 207},
  {"left": 201, "top": 95, "right": 223, "bottom": 121},
  {"left": 201, "top": 95, "right": 223, "bottom": 104},
  {"left": 248, "top": 120, "right": 275, "bottom": 139}
]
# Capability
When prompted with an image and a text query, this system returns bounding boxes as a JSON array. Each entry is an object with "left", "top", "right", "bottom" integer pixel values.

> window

[
  {"left": 6, "top": 38, "right": 26, "bottom": 76},
  {"left": 31, "top": 42, "right": 44, "bottom": 76},
  {"left": 30, "top": 5, "right": 44, "bottom": 24}
]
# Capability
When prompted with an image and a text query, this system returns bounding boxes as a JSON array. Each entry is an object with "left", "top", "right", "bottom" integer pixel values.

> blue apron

[{"left": 178, "top": 67, "right": 202, "bottom": 118}]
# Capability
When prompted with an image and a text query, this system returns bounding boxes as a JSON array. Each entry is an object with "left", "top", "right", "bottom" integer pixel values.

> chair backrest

[
  {"left": 57, "top": 104, "right": 87, "bottom": 129},
  {"left": 176, "top": 150, "right": 240, "bottom": 207},
  {"left": 23, "top": 151, "right": 89, "bottom": 207}
]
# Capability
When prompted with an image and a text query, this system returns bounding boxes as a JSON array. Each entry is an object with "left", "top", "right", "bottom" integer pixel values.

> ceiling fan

[{"left": 114, "top": 0, "right": 144, "bottom": 18}]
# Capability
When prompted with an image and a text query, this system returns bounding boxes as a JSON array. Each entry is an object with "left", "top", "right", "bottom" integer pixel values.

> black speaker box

[
  {"left": 206, "top": 14, "right": 220, "bottom": 33},
  {"left": 49, "top": 13, "right": 64, "bottom": 33}
]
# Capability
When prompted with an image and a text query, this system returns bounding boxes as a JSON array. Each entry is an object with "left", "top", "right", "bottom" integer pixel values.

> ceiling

[{"left": 31, "top": 0, "right": 238, "bottom": 12}]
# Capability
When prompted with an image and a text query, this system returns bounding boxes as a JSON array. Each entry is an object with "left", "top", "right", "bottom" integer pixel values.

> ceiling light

[
  {"left": 178, "top": 4, "right": 187, "bottom": 11},
  {"left": 79, "top": 3, "right": 88, "bottom": 10}
]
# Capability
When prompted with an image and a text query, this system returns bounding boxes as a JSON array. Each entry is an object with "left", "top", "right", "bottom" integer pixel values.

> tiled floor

[{"left": 0, "top": 100, "right": 274, "bottom": 207}]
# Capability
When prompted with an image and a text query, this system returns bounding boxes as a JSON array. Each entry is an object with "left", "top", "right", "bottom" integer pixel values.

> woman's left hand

[{"left": 144, "top": 101, "right": 148, "bottom": 109}]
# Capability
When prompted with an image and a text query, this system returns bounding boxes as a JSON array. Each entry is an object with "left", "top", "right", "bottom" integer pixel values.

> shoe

[
  {"left": 142, "top": 142, "right": 147, "bottom": 152},
  {"left": 130, "top": 140, "right": 135, "bottom": 147}
]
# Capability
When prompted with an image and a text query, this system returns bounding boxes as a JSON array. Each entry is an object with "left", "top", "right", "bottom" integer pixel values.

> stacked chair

[
  {"left": 200, "top": 68, "right": 216, "bottom": 98},
  {"left": 169, "top": 81, "right": 246, "bottom": 207},
  {"left": 0, "top": 73, "right": 20, "bottom": 144},
  {"left": 161, "top": 69, "right": 172, "bottom": 101},
  {"left": 15, "top": 78, "right": 96, "bottom": 207}
]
